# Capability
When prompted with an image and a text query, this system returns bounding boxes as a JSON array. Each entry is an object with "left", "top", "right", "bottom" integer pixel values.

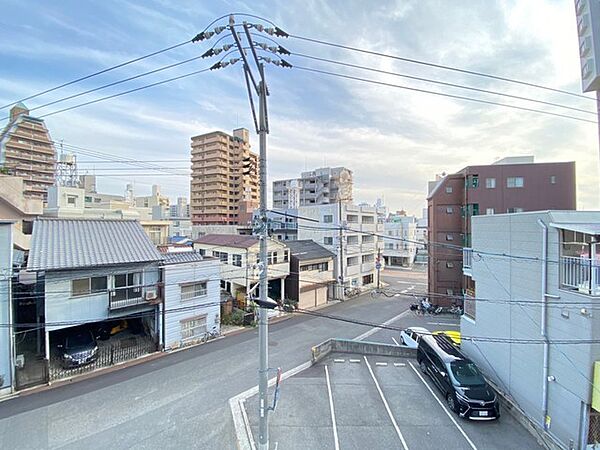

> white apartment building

[
  {"left": 382, "top": 215, "right": 417, "bottom": 267},
  {"left": 297, "top": 202, "right": 383, "bottom": 294},
  {"left": 273, "top": 167, "right": 353, "bottom": 208}
]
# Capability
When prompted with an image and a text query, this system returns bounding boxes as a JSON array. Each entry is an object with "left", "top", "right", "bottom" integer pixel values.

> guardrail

[{"left": 560, "top": 256, "right": 600, "bottom": 296}]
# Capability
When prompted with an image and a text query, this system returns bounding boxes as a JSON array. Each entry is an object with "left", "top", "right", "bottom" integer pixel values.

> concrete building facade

[
  {"left": 427, "top": 156, "right": 576, "bottom": 303},
  {"left": 273, "top": 167, "right": 353, "bottom": 208},
  {"left": 190, "top": 128, "right": 259, "bottom": 226},
  {"left": 0, "top": 104, "right": 56, "bottom": 200},
  {"left": 382, "top": 214, "right": 418, "bottom": 267},
  {"left": 461, "top": 211, "right": 600, "bottom": 449}
]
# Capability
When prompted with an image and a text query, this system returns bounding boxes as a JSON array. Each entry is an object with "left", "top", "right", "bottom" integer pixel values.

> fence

[
  {"left": 49, "top": 334, "right": 157, "bottom": 381},
  {"left": 589, "top": 410, "right": 600, "bottom": 448},
  {"left": 560, "top": 256, "right": 600, "bottom": 296}
]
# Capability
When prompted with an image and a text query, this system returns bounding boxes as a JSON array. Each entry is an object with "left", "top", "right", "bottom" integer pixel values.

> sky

[{"left": 0, "top": 0, "right": 598, "bottom": 215}]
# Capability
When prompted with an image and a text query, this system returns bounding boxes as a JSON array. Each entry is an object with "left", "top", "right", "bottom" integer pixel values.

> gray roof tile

[
  {"left": 284, "top": 240, "right": 335, "bottom": 261},
  {"left": 27, "top": 218, "right": 163, "bottom": 271}
]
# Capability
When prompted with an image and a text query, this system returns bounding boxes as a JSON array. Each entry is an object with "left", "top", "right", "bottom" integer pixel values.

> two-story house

[
  {"left": 192, "top": 234, "right": 290, "bottom": 304},
  {"left": 26, "top": 218, "right": 164, "bottom": 382},
  {"left": 160, "top": 251, "right": 221, "bottom": 350},
  {"left": 460, "top": 211, "right": 600, "bottom": 450},
  {"left": 284, "top": 240, "right": 335, "bottom": 309}
]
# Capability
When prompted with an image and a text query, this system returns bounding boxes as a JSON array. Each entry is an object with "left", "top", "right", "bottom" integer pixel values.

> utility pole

[
  {"left": 338, "top": 199, "right": 344, "bottom": 300},
  {"left": 376, "top": 246, "right": 381, "bottom": 290},
  {"left": 194, "top": 17, "right": 291, "bottom": 448}
]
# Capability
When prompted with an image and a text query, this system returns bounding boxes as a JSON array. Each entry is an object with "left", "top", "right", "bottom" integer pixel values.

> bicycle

[{"left": 201, "top": 326, "right": 220, "bottom": 344}]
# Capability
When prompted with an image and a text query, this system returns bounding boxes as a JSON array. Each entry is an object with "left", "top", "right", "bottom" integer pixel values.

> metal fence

[
  {"left": 589, "top": 410, "right": 600, "bottom": 448},
  {"left": 49, "top": 334, "right": 157, "bottom": 381},
  {"left": 560, "top": 256, "right": 600, "bottom": 296}
]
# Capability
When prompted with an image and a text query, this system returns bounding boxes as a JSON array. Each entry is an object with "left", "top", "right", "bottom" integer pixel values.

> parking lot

[{"left": 245, "top": 351, "right": 543, "bottom": 450}]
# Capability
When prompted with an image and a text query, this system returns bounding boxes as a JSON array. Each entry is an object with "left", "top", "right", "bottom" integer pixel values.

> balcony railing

[
  {"left": 109, "top": 287, "right": 146, "bottom": 309},
  {"left": 463, "top": 248, "right": 473, "bottom": 276},
  {"left": 560, "top": 256, "right": 600, "bottom": 296}
]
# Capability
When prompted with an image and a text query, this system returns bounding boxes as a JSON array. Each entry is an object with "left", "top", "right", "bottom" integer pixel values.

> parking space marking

[
  {"left": 427, "top": 322, "right": 460, "bottom": 327},
  {"left": 349, "top": 359, "right": 361, "bottom": 363},
  {"left": 400, "top": 289, "right": 408, "bottom": 293},
  {"left": 333, "top": 359, "right": 345, "bottom": 363},
  {"left": 355, "top": 309, "right": 411, "bottom": 342},
  {"left": 393, "top": 363, "right": 405, "bottom": 367},
  {"left": 324, "top": 365, "right": 340, "bottom": 450},
  {"left": 364, "top": 356, "right": 409, "bottom": 450},
  {"left": 407, "top": 361, "right": 477, "bottom": 450},
  {"left": 375, "top": 362, "right": 388, "bottom": 366},
  {"left": 396, "top": 280, "right": 427, "bottom": 286},
  {"left": 391, "top": 337, "right": 400, "bottom": 346}
]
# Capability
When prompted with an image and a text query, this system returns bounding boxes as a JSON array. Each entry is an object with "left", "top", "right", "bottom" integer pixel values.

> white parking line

[
  {"left": 324, "top": 365, "right": 340, "bottom": 450},
  {"left": 391, "top": 336, "right": 400, "bottom": 346},
  {"left": 396, "top": 280, "right": 427, "bottom": 286},
  {"left": 364, "top": 356, "right": 409, "bottom": 450},
  {"left": 334, "top": 359, "right": 345, "bottom": 363},
  {"left": 375, "top": 362, "right": 388, "bottom": 366},
  {"left": 349, "top": 359, "right": 361, "bottom": 363},
  {"left": 355, "top": 309, "right": 411, "bottom": 342},
  {"left": 400, "top": 289, "right": 408, "bottom": 294},
  {"left": 408, "top": 361, "right": 477, "bottom": 450},
  {"left": 393, "top": 363, "right": 405, "bottom": 367}
]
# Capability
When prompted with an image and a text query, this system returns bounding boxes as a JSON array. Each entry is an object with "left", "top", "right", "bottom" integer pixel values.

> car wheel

[
  {"left": 419, "top": 360, "right": 427, "bottom": 374},
  {"left": 446, "top": 394, "right": 457, "bottom": 412}
]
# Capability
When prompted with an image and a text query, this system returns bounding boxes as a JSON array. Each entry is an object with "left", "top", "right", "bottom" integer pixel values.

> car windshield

[
  {"left": 449, "top": 360, "right": 485, "bottom": 386},
  {"left": 66, "top": 332, "right": 94, "bottom": 349}
]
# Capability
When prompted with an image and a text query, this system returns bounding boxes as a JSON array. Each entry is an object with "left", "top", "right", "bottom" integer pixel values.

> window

[
  {"left": 232, "top": 254, "right": 242, "bottom": 267},
  {"left": 507, "top": 176, "right": 524, "bottom": 188},
  {"left": 446, "top": 262, "right": 454, "bottom": 268},
  {"left": 268, "top": 251, "right": 278, "bottom": 265},
  {"left": 362, "top": 254, "right": 373, "bottom": 263},
  {"left": 71, "top": 276, "right": 107, "bottom": 297},
  {"left": 67, "top": 195, "right": 77, "bottom": 205},
  {"left": 445, "top": 186, "right": 453, "bottom": 193},
  {"left": 550, "top": 175, "right": 556, "bottom": 184},
  {"left": 300, "top": 262, "right": 329, "bottom": 272},
  {"left": 347, "top": 235, "right": 359, "bottom": 245},
  {"left": 446, "top": 207, "right": 453, "bottom": 214},
  {"left": 323, "top": 214, "right": 333, "bottom": 223},
  {"left": 347, "top": 256, "right": 359, "bottom": 266},
  {"left": 485, "top": 178, "right": 496, "bottom": 189},
  {"left": 324, "top": 236, "right": 333, "bottom": 245},
  {"left": 385, "top": 243, "right": 394, "bottom": 249},
  {"left": 362, "top": 235, "right": 374, "bottom": 244},
  {"left": 213, "top": 251, "right": 228, "bottom": 263},
  {"left": 283, "top": 250, "right": 289, "bottom": 262},
  {"left": 197, "top": 248, "right": 206, "bottom": 256},
  {"left": 181, "top": 282, "right": 207, "bottom": 301},
  {"left": 113, "top": 272, "right": 142, "bottom": 301},
  {"left": 446, "top": 234, "right": 454, "bottom": 241},
  {"left": 181, "top": 315, "right": 207, "bottom": 340},
  {"left": 346, "top": 214, "right": 359, "bottom": 223},
  {"left": 467, "top": 175, "right": 479, "bottom": 188},
  {"left": 507, "top": 207, "right": 524, "bottom": 213},
  {"left": 85, "top": 196, "right": 92, "bottom": 202},
  {"left": 361, "top": 215, "right": 374, "bottom": 224},
  {"left": 446, "top": 289, "right": 454, "bottom": 295},
  {"left": 485, "top": 208, "right": 494, "bottom": 215}
]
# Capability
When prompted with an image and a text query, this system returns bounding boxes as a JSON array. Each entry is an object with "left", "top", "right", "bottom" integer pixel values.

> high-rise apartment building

[
  {"left": 273, "top": 167, "right": 353, "bottom": 208},
  {"left": 0, "top": 103, "right": 56, "bottom": 200},
  {"left": 190, "top": 128, "right": 259, "bottom": 225},
  {"left": 427, "top": 156, "right": 576, "bottom": 303}
]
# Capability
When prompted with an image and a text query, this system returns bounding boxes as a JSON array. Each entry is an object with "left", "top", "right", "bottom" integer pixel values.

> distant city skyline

[{"left": 1, "top": 0, "right": 598, "bottom": 215}]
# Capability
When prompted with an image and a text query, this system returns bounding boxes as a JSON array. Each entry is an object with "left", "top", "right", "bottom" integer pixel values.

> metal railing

[
  {"left": 463, "top": 248, "right": 473, "bottom": 273},
  {"left": 109, "top": 287, "right": 146, "bottom": 309},
  {"left": 560, "top": 256, "right": 600, "bottom": 296}
]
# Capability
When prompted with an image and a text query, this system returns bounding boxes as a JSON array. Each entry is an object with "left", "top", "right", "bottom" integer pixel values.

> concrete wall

[
  {"left": 461, "top": 211, "right": 598, "bottom": 449},
  {"left": 160, "top": 259, "right": 221, "bottom": 350},
  {"left": 44, "top": 264, "right": 160, "bottom": 332},
  {"left": 0, "top": 224, "right": 13, "bottom": 395}
]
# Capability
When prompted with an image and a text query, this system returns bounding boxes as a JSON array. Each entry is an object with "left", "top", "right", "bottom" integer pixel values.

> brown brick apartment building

[
  {"left": 190, "top": 128, "right": 259, "bottom": 225},
  {"left": 0, "top": 103, "right": 56, "bottom": 200},
  {"left": 427, "top": 156, "right": 576, "bottom": 303}
]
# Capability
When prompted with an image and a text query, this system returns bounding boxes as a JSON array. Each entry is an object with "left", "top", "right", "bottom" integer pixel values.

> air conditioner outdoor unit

[{"left": 145, "top": 290, "right": 158, "bottom": 301}]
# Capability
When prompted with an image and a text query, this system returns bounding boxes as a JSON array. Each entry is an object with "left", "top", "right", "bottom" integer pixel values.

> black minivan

[{"left": 417, "top": 334, "right": 500, "bottom": 420}]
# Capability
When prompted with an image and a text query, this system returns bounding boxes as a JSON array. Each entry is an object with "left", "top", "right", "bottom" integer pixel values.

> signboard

[{"left": 575, "top": 0, "right": 600, "bottom": 92}]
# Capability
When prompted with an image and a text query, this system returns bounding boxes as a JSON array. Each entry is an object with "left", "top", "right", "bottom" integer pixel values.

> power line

[
  {"left": 293, "top": 65, "right": 598, "bottom": 125},
  {"left": 288, "top": 34, "right": 595, "bottom": 102}
]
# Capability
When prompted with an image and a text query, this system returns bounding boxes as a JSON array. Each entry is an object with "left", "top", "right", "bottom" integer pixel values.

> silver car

[{"left": 400, "top": 326, "right": 430, "bottom": 349}]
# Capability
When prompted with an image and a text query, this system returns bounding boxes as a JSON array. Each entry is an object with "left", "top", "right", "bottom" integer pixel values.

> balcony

[
  {"left": 463, "top": 248, "right": 473, "bottom": 277},
  {"left": 109, "top": 286, "right": 161, "bottom": 309},
  {"left": 560, "top": 256, "right": 600, "bottom": 296}
]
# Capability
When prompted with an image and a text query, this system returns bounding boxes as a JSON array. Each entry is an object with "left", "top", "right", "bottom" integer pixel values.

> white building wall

[
  {"left": 0, "top": 223, "right": 13, "bottom": 395},
  {"left": 160, "top": 259, "right": 221, "bottom": 350}
]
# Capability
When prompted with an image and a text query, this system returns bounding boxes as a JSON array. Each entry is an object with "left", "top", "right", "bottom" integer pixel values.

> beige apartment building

[
  {"left": 0, "top": 103, "right": 56, "bottom": 200},
  {"left": 190, "top": 128, "right": 259, "bottom": 225}
]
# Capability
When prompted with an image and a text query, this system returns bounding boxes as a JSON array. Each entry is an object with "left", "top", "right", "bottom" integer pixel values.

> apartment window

[
  {"left": 84, "top": 196, "right": 92, "bottom": 203},
  {"left": 550, "top": 175, "right": 556, "bottom": 184},
  {"left": 71, "top": 276, "right": 107, "bottom": 297},
  {"left": 485, "top": 178, "right": 496, "bottom": 189},
  {"left": 347, "top": 235, "right": 359, "bottom": 245},
  {"left": 446, "top": 289, "right": 454, "bottom": 295},
  {"left": 300, "top": 262, "right": 328, "bottom": 272},
  {"left": 181, "top": 282, "right": 207, "bottom": 301},
  {"left": 346, "top": 214, "right": 359, "bottom": 223},
  {"left": 445, "top": 186, "right": 453, "bottom": 194},
  {"left": 268, "top": 251, "right": 278, "bottom": 265},
  {"left": 197, "top": 248, "right": 206, "bottom": 256},
  {"left": 467, "top": 175, "right": 479, "bottom": 188},
  {"left": 446, "top": 206, "right": 453, "bottom": 214},
  {"left": 486, "top": 208, "right": 495, "bottom": 215},
  {"left": 446, "top": 262, "right": 454, "bottom": 268},
  {"left": 213, "top": 251, "right": 228, "bottom": 263},
  {"left": 324, "top": 236, "right": 334, "bottom": 245},
  {"left": 323, "top": 214, "right": 333, "bottom": 223},
  {"left": 385, "top": 243, "right": 394, "bottom": 249},
  {"left": 446, "top": 234, "right": 454, "bottom": 241},
  {"left": 232, "top": 254, "right": 242, "bottom": 267},
  {"left": 347, "top": 256, "right": 359, "bottom": 266},
  {"left": 507, "top": 207, "right": 524, "bottom": 213},
  {"left": 181, "top": 315, "right": 207, "bottom": 340},
  {"left": 283, "top": 250, "right": 289, "bottom": 262},
  {"left": 507, "top": 176, "right": 524, "bottom": 188},
  {"left": 361, "top": 215, "right": 374, "bottom": 224},
  {"left": 94, "top": 198, "right": 101, "bottom": 203},
  {"left": 362, "top": 235, "right": 374, "bottom": 244},
  {"left": 362, "top": 254, "right": 373, "bottom": 264}
]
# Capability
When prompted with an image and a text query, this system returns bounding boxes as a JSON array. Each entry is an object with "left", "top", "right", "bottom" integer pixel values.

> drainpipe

[{"left": 537, "top": 218, "right": 550, "bottom": 429}]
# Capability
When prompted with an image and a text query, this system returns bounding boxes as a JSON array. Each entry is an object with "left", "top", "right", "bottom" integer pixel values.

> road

[{"left": 0, "top": 270, "right": 418, "bottom": 450}]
